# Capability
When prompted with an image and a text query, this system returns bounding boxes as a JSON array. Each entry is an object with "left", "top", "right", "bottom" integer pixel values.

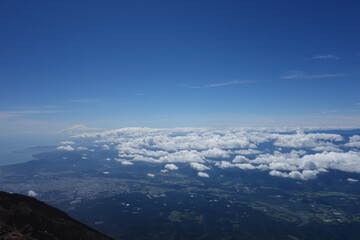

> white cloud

[
  {"left": 273, "top": 131, "right": 343, "bottom": 148},
  {"left": 234, "top": 149, "right": 262, "bottom": 155},
  {"left": 28, "top": 190, "right": 38, "bottom": 197},
  {"left": 102, "top": 144, "right": 110, "bottom": 150},
  {"left": 60, "top": 141, "right": 75, "bottom": 145},
  {"left": 312, "top": 54, "right": 339, "bottom": 60},
  {"left": 235, "top": 163, "right": 256, "bottom": 170},
  {"left": 299, "top": 151, "right": 360, "bottom": 173},
  {"left": 232, "top": 155, "right": 249, "bottom": 163},
  {"left": 268, "top": 162, "right": 298, "bottom": 171},
  {"left": 256, "top": 164, "right": 269, "bottom": 170},
  {"left": 165, "top": 164, "right": 178, "bottom": 171},
  {"left": 269, "top": 170, "right": 318, "bottom": 180},
  {"left": 254, "top": 150, "right": 303, "bottom": 166},
  {"left": 61, "top": 124, "right": 101, "bottom": 133},
  {"left": 200, "top": 148, "right": 231, "bottom": 158},
  {"left": 312, "top": 145, "right": 342, "bottom": 152},
  {"left": 66, "top": 127, "right": 360, "bottom": 180},
  {"left": 345, "top": 135, "right": 360, "bottom": 148},
  {"left": 77, "top": 146, "right": 89, "bottom": 151},
  {"left": 57, "top": 145, "right": 75, "bottom": 151},
  {"left": 290, "top": 170, "right": 318, "bottom": 180},
  {"left": 350, "top": 135, "right": 360, "bottom": 141},
  {"left": 197, "top": 172, "right": 210, "bottom": 178},
  {"left": 215, "top": 161, "right": 255, "bottom": 170},
  {"left": 254, "top": 150, "right": 360, "bottom": 179},
  {"left": 147, "top": 173, "right": 155, "bottom": 178},
  {"left": 190, "top": 162, "right": 210, "bottom": 171},
  {"left": 121, "top": 160, "right": 134, "bottom": 166},
  {"left": 215, "top": 161, "right": 234, "bottom": 169},
  {"left": 269, "top": 170, "right": 289, "bottom": 178},
  {"left": 347, "top": 178, "right": 359, "bottom": 182}
]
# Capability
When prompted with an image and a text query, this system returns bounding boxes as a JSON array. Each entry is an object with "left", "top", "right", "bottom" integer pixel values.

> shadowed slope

[{"left": 0, "top": 191, "right": 115, "bottom": 240}]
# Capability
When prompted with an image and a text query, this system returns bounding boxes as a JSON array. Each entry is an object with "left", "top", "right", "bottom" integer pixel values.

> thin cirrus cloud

[
  {"left": 190, "top": 80, "right": 262, "bottom": 89},
  {"left": 312, "top": 54, "right": 339, "bottom": 60},
  {"left": 0, "top": 110, "right": 62, "bottom": 119},
  {"left": 280, "top": 70, "right": 341, "bottom": 80}
]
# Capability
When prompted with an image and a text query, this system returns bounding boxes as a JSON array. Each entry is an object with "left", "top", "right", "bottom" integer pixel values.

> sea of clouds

[{"left": 56, "top": 127, "right": 360, "bottom": 180}]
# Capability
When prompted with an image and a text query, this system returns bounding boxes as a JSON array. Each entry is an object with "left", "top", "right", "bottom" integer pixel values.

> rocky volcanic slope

[{"left": 0, "top": 191, "right": 114, "bottom": 240}]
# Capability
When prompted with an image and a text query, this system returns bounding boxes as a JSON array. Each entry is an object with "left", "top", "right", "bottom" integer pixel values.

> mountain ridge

[{"left": 0, "top": 191, "right": 115, "bottom": 240}]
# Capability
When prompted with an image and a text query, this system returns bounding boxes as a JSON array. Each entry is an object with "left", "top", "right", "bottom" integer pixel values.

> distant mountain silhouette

[{"left": 0, "top": 191, "right": 114, "bottom": 240}]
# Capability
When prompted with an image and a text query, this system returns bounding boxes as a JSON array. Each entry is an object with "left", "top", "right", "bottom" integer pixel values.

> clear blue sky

[{"left": 1, "top": 0, "right": 360, "bottom": 134}]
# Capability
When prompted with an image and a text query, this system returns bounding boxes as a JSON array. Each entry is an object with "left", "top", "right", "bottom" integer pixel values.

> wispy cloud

[
  {"left": 311, "top": 54, "right": 339, "bottom": 60},
  {"left": 320, "top": 108, "right": 360, "bottom": 115},
  {"left": 280, "top": 70, "right": 341, "bottom": 80},
  {"left": 66, "top": 98, "right": 99, "bottom": 103},
  {"left": 61, "top": 124, "right": 101, "bottom": 133},
  {"left": 190, "top": 80, "right": 261, "bottom": 89},
  {"left": 0, "top": 110, "right": 62, "bottom": 119},
  {"left": 321, "top": 110, "right": 340, "bottom": 114}
]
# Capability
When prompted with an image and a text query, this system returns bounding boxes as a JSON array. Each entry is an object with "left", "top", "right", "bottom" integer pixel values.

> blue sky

[{"left": 1, "top": 0, "right": 360, "bottom": 134}]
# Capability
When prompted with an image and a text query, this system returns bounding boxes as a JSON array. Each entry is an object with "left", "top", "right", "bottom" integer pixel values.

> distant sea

[{"left": 0, "top": 134, "right": 63, "bottom": 166}]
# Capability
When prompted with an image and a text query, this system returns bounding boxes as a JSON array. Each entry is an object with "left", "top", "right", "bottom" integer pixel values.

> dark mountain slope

[{"left": 0, "top": 191, "right": 115, "bottom": 240}]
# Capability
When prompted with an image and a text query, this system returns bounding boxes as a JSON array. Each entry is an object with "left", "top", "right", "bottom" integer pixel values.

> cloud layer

[{"left": 56, "top": 127, "right": 360, "bottom": 180}]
